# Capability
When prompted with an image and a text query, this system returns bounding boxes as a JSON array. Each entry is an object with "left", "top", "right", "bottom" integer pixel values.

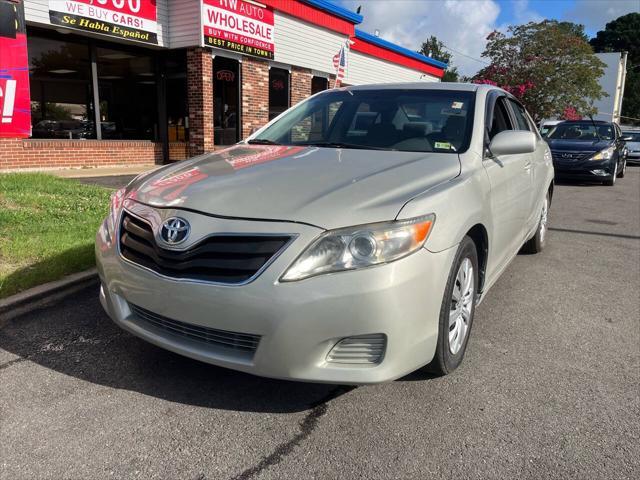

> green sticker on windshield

[{"left": 435, "top": 141, "right": 451, "bottom": 150}]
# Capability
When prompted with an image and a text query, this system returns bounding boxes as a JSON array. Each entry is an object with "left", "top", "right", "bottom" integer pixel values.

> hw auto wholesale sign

[
  {"left": 48, "top": 0, "right": 158, "bottom": 45},
  {"left": 202, "top": 0, "right": 275, "bottom": 60}
]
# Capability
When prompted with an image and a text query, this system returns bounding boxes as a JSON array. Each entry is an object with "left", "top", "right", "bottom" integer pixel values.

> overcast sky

[{"left": 338, "top": 0, "right": 640, "bottom": 76}]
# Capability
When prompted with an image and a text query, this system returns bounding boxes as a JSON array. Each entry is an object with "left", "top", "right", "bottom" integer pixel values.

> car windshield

[
  {"left": 623, "top": 131, "right": 640, "bottom": 142},
  {"left": 547, "top": 123, "right": 614, "bottom": 141},
  {"left": 249, "top": 89, "right": 475, "bottom": 153}
]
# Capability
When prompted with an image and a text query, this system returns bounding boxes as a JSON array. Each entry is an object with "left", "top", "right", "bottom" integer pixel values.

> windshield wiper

[
  {"left": 302, "top": 142, "right": 393, "bottom": 151},
  {"left": 247, "top": 139, "right": 281, "bottom": 145},
  {"left": 588, "top": 115, "right": 602, "bottom": 142}
]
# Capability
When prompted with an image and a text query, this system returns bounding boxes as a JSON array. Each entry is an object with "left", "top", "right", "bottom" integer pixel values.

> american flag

[{"left": 332, "top": 43, "right": 347, "bottom": 87}]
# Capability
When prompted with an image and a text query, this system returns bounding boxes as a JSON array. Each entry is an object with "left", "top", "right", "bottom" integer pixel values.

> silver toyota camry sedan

[{"left": 96, "top": 83, "right": 554, "bottom": 384}]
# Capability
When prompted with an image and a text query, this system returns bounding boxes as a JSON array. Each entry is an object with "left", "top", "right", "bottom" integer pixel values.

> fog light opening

[{"left": 326, "top": 334, "right": 387, "bottom": 365}]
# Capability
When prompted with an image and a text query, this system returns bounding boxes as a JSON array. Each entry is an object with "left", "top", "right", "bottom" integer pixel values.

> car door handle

[{"left": 524, "top": 161, "right": 532, "bottom": 171}]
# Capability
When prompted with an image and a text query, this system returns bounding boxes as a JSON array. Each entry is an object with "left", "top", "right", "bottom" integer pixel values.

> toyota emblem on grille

[{"left": 160, "top": 217, "right": 190, "bottom": 245}]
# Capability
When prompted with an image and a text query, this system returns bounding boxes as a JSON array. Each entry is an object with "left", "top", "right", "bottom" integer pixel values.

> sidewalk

[
  {"left": 51, "top": 164, "right": 160, "bottom": 189},
  {"left": 50, "top": 164, "right": 157, "bottom": 179}
]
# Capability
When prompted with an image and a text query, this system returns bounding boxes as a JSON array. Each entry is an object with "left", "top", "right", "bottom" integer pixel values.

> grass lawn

[{"left": 0, "top": 173, "right": 111, "bottom": 299}]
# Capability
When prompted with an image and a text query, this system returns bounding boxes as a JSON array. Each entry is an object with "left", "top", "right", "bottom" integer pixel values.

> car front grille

[
  {"left": 119, "top": 212, "right": 292, "bottom": 284},
  {"left": 551, "top": 150, "right": 592, "bottom": 162},
  {"left": 130, "top": 303, "right": 261, "bottom": 354}
]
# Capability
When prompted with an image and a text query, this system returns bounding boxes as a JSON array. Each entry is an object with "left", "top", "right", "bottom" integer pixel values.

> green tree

[
  {"left": 418, "top": 35, "right": 459, "bottom": 82},
  {"left": 472, "top": 20, "right": 606, "bottom": 122},
  {"left": 590, "top": 13, "right": 640, "bottom": 126},
  {"left": 557, "top": 21, "right": 589, "bottom": 42}
]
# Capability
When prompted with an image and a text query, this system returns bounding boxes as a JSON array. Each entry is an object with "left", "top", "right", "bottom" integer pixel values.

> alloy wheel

[{"left": 449, "top": 258, "right": 474, "bottom": 355}]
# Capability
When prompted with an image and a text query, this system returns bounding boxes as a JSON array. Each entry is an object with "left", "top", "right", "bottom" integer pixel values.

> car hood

[
  {"left": 546, "top": 138, "right": 613, "bottom": 152},
  {"left": 126, "top": 144, "right": 460, "bottom": 229},
  {"left": 625, "top": 141, "right": 640, "bottom": 151}
]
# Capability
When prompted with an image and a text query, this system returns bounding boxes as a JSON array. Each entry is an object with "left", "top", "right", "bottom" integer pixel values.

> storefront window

[
  {"left": 28, "top": 33, "right": 95, "bottom": 139},
  {"left": 311, "top": 76, "right": 329, "bottom": 94},
  {"left": 166, "top": 50, "right": 189, "bottom": 142},
  {"left": 269, "top": 67, "right": 289, "bottom": 120},
  {"left": 97, "top": 46, "right": 158, "bottom": 140},
  {"left": 213, "top": 56, "right": 240, "bottom": 145}
]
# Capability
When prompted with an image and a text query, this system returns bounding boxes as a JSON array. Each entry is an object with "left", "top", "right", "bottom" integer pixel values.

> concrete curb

[{"left": 0, "top": 269, "right": 99, "bottom": 321}]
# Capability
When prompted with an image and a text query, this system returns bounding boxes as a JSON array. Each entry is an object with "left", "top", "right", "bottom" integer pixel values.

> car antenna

[{"left": 588, "top": 114, "right": 602, "bottom": 142}]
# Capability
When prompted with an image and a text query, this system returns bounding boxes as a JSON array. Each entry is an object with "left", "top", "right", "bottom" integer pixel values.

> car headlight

[
  {"left": 281, "top": 214, "right": 435, "bottom": 282},
  {"left": 590, "top": 147, "right": 615, "bottom": 161}
]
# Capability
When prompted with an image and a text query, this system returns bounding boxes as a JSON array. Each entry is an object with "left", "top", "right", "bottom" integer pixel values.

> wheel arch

[{"left": 465, "top": 224, "right": 489, "bottom": 293}]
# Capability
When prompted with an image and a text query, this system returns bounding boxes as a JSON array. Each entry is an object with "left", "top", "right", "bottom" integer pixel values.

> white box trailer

[{"left": 593, "top": 52, "right": 628, "bottom": 124}]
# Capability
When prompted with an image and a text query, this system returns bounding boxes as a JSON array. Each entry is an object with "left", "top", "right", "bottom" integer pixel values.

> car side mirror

[{"left": 488, "top": 130, "right": 537, "bottom": 156}]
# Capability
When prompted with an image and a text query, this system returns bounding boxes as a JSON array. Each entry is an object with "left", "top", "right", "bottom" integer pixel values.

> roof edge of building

[
  {"left": 300, "top": 0, "right": 363, "bottom": 24},
  {"left": 354, "top": 29, "right": 448, "bottom": 70}
]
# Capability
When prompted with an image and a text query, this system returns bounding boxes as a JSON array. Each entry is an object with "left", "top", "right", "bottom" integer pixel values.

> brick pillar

[
  {"left": 187, "top": 48, "right": 214, "bottom": 156},
  {"left": 241, "top": 56, "right": 269, "bottom": 139},
  {"left": 291, "top": 66, "right": 312, "bottom": 105}
]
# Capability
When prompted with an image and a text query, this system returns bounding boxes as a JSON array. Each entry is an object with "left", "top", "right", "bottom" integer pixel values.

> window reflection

[
  {"left": 97, "top": 46, "right": 158, "bottom": 140},
  {"left": 214, "top": 56, "right": 240, "bottom": 145},
  {"left": 166, "top": 50, "right": 189, "bottom": 142},
  {"left": 28, "top": 33, "right": 95, "bottom": 139},
  {"left": 269, "top": 67, "right": 289, "bottom": 120},
  {"left": 311, "top": 76, "right": 328, "bottom": 95}
]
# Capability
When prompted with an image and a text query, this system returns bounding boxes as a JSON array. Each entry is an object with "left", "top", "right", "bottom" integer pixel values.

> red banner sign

[
  {"left": 202, "top": 0, "right": 275, "bottom": 60},
  {"left": 0, "top": 0, "right": 31, "bottom": 138},
  {"left": 48, "top": 0, "right": 158, "bottom": 44}
]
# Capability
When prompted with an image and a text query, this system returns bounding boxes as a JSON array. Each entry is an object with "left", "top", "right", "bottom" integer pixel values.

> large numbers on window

[{"left": 95, "top": 0, "right": 141, "bottom": 13}]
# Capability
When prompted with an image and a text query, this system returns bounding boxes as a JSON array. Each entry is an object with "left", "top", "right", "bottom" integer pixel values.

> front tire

[
  {"left": 618, "top": 158, "right": 626, "bottom": 178},
  {"left": 522, "top": 191, "right": 549, "bottom": 254},
  {"left": 604, "top": 161, "right": 617, "bottom": 186},
  {"left": 426, "top": 236, "right": 478, "bottom": 376}
]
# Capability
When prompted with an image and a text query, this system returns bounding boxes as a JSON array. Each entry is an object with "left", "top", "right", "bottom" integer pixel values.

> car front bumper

[
  {"left": 627, "top": 152, "right": 640, "bottom": 164},
  {"left": 553, "top": 158, "right": 616, "bottom": 181},
  {"left": 96, "top": 201, "right": 456, "bottom": 384}
]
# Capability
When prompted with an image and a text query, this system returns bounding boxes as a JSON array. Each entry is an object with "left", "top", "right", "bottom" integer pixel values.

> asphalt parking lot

[{"left": 2, "top": 169, "right": 639, "bottom": 480}]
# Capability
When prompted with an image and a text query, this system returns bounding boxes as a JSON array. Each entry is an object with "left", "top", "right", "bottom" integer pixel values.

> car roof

[
  {"left": 344, "top": 82, "right": 486, "bottom": 93},
  {"left": 561, "top": 120, "right": 612, "bottom": 125}
]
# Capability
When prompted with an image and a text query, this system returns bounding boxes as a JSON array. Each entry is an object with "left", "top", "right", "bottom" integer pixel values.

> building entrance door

[{"left": 213, "top": 56, "right": 240, "bottom": 145}]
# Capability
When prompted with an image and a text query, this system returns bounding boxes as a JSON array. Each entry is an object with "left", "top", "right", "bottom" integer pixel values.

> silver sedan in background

[{"left": 96, "top": 83, "right": 554, "bottom": 384}]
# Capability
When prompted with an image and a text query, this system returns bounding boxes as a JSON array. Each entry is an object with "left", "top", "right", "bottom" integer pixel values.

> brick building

[{"left": 0, "top": 0, "right": 446, "bottom": 170}]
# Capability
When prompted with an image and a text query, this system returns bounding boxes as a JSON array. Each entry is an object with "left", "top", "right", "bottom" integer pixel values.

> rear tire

[
  {"left": 522, "top": 192, "right": 549, "bottom": 254},
  {"left": 426, "top": 236, "right": 478, "bottom": 376}
]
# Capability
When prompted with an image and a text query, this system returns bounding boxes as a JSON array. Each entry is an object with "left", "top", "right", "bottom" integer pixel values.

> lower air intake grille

[
  {"left": 327, "top": 334, "right": 387, "bottom": 365},
  {"left": 130, "top": 304, "right": 261, "bottom": 354}
]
